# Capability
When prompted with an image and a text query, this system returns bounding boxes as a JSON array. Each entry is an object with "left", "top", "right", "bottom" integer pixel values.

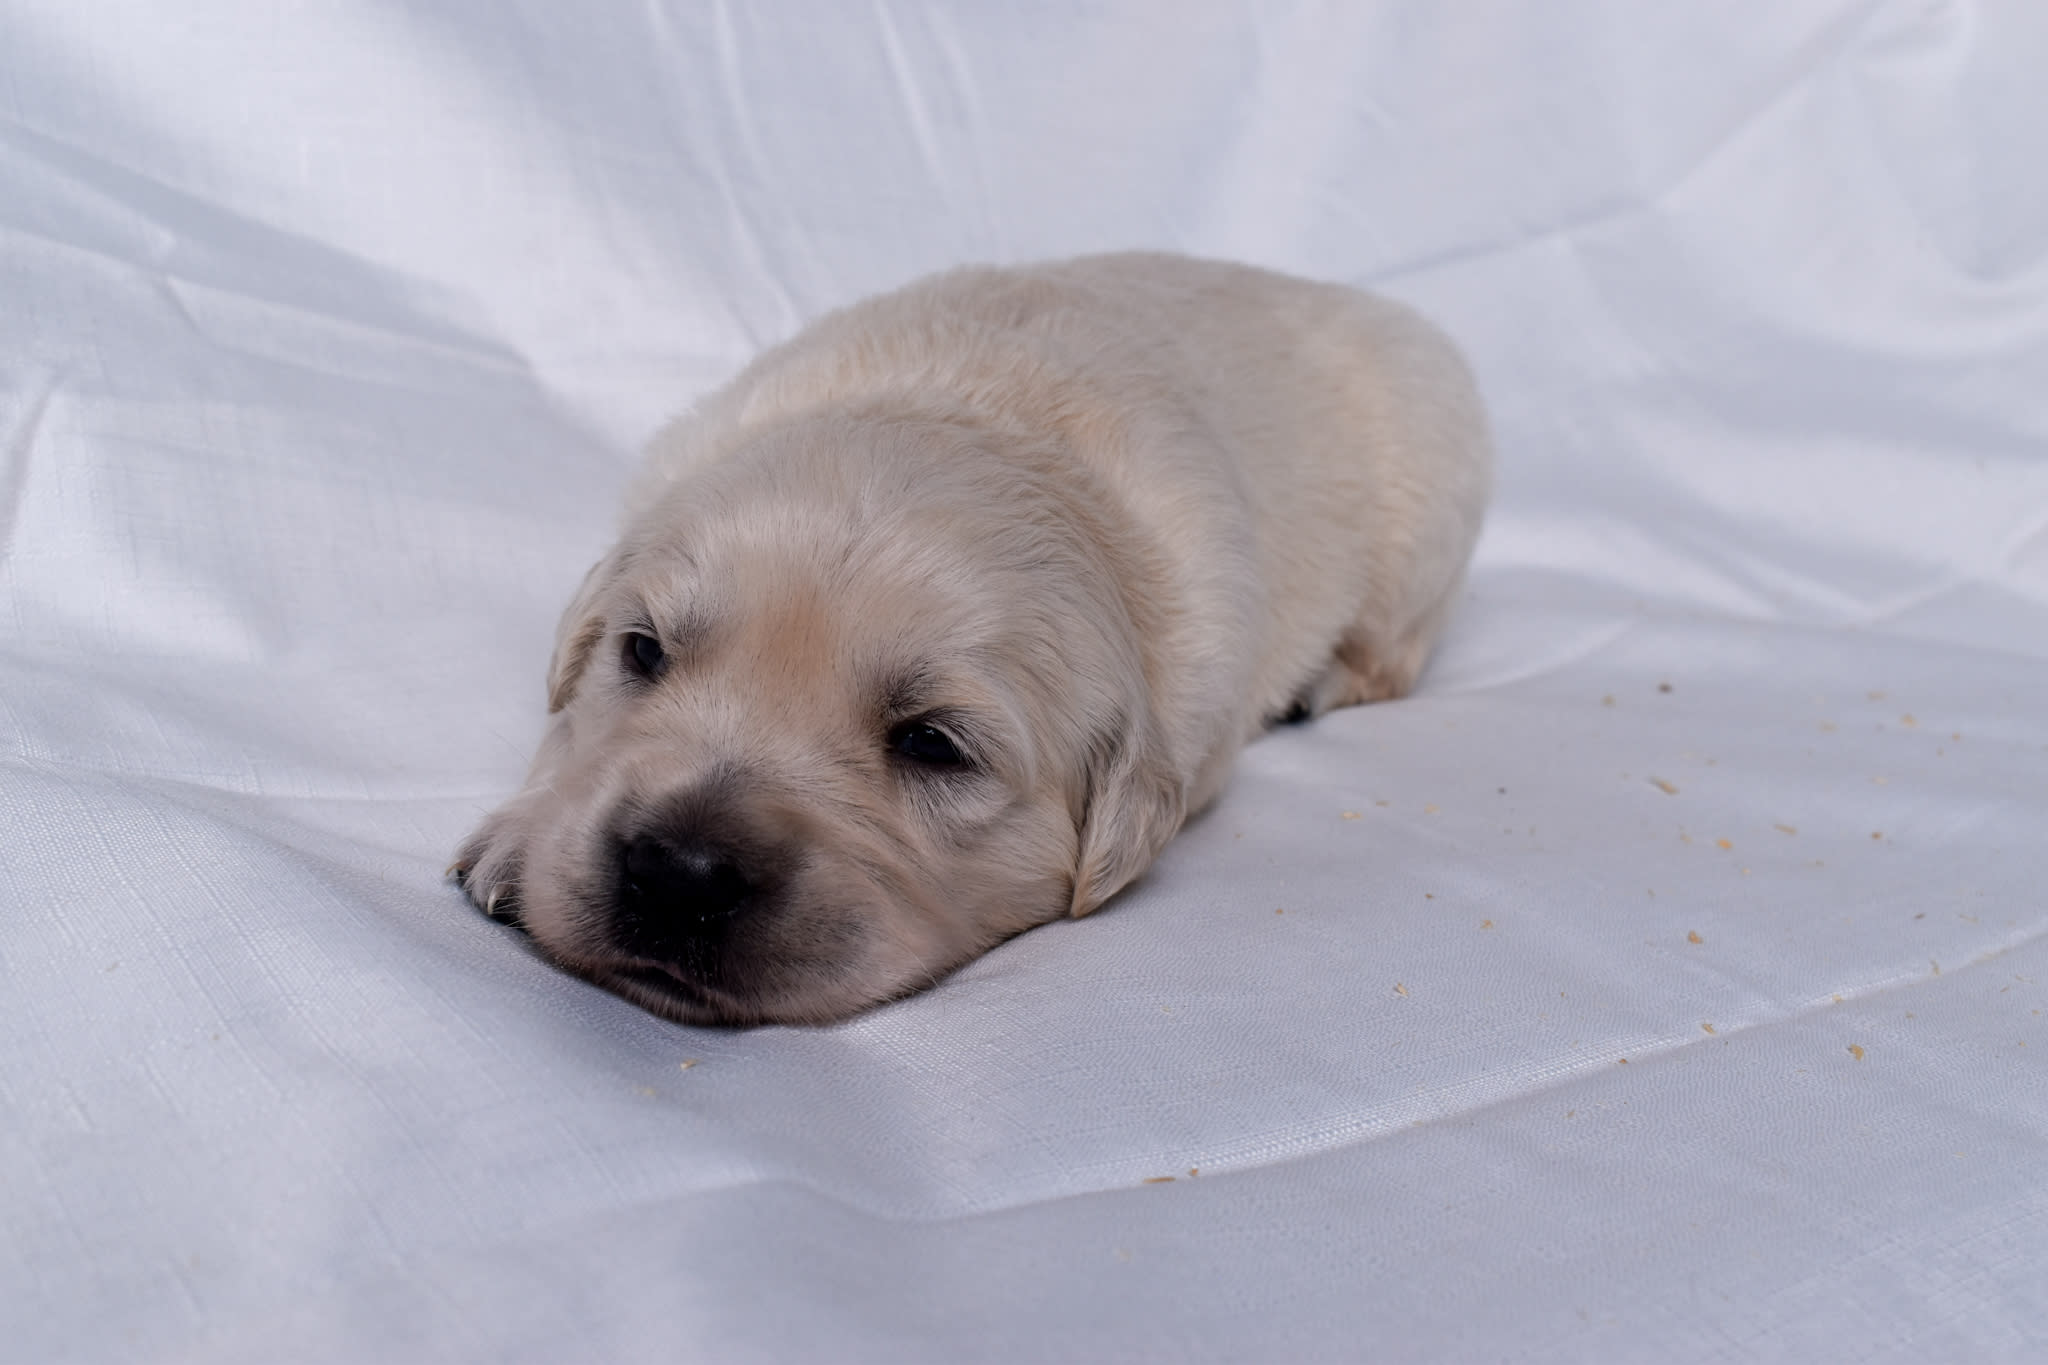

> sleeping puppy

[{"left": 454, "top": 252, "right": 1490, "bottom": 1025}]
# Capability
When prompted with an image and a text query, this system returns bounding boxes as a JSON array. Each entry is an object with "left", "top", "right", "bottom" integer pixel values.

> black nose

[{"left": 612, "top": 833, "right": 756, "bottom": 962}]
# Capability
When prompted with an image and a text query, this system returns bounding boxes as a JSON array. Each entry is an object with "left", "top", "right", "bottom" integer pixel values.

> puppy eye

[
  {"left": 889, "top": 720, "right": 966, "bottom": 768},
  {"left": 623, "top": 631, "right": 665, "bottom": 678}
]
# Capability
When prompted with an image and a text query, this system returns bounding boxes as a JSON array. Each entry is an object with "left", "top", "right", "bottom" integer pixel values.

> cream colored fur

[{"left": 455, "top": 252, "right": 1490, "bottom": 1025}]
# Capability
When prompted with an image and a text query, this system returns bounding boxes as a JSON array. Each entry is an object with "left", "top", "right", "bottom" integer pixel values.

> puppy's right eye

[{"left": 623, "top": 631, "right": 665, "bottom": 679}]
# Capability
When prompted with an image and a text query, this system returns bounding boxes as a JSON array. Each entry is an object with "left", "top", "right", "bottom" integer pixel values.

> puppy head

[{"left": 459, "top": 414, "right": 1184, "bottom": 1025}]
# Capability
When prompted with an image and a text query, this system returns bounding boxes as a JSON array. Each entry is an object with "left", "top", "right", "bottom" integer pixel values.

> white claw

[{"left": 486, "top": 888, "right": 504, "bottom": 916}]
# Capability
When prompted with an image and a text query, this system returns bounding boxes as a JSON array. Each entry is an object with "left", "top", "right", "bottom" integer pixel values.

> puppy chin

[
  {"left": 577, "top": 957, "right": 776, "bottom": 1027},
  {"left": 567, "top": 949, "right": 917, "bottom": 1028}
]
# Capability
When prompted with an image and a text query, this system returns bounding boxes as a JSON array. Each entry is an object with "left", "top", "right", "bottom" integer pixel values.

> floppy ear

[
  {"left": 1069, "top": 712, "right": 1187, "bottom": 917},
  {"left": 545, "top": 549, "right": 623, "bottom": 713}
]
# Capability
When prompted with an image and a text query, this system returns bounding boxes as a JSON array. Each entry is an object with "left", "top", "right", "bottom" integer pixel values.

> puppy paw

[{"left": 450, "top": 815, "right": 527, "bottom": 927}]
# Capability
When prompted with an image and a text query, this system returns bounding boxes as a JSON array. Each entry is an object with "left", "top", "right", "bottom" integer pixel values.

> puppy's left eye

[
  {"left": 623, "top": 631, "right": 665, "bottom": 678},
  {"left": 889, "top": 720, "right": 966, "bottom": 768}
]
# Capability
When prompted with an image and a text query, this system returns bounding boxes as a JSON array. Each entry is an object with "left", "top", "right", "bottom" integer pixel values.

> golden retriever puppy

[{"left": 454, "top": 252, "right": 1490, "bottom": 1025}]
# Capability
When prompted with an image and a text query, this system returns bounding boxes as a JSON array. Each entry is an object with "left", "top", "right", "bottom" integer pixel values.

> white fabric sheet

[{"left": 4, "top": 3, "right": 2045, "bottom": 1360}]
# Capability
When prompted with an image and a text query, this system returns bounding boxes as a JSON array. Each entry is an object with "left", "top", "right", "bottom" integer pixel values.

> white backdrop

[{"left": 3, "top": 3, "right": 2045, "bottom": 1360}]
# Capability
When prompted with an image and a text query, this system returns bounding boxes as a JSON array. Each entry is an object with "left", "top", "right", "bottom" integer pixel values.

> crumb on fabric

[
  {"left": 1481, "top": 919, "right": 1494, "bottom": 929},
  {"left": 1341, "top": 810, "right": 1362, "bottom": 820},
  {"left": 1393, "top": 982, "right": 1409, "bottom": 997},
  {"left": 1687, "top": 931, "right": 1703, "bottom": 945},
  {"left": 1716, "top": 838, "right": 1733, "bottom": 850},
  {"left": 1650, "top": 777, "right": 1679, "bottom": 795},
  {"left": 1702, "top": 1023, "right": 1716, "bottom": 1034},
  {"left": 1424, "top": 803, "right": 1440, "bottom": 815},
  {"left": 1848, "top": 1045, "right": 1865, "bottom": 1060},
  {"left": 1602, "top": 694, "right": 1616, "bottom": 707},
  {"left": 1774, "top": 823, "right": 1797, "bottom": 835},
  {"left": 679, "top": 1059, "right": 699, "bottom": 1070},
  {"left": 1658, "top": 682, "right": 1673, "bottom": 693}
]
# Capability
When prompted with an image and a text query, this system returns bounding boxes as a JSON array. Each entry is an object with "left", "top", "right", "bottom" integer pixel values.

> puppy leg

[
  {"left": 1336, "top": 575, "right": 1467, "bottom": 705},
  {"left": 1276, "top": 583, "right": 1464, "bottom": 726}
]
